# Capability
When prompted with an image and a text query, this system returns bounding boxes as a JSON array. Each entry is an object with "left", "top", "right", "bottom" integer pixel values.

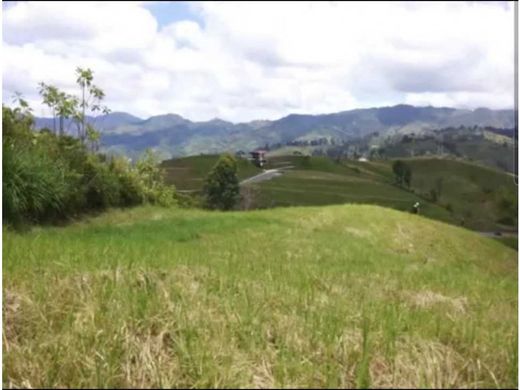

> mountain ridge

[{"left": 32, "top": 104, "right": 516, "bottom": 159}]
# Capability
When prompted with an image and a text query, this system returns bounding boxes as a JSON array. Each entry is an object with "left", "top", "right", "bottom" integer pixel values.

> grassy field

[
  {"left": 404, "top": 158, "right": 516, "bottom": 230},
  {"left": 3, "top": 204, "right": 517, "bottom": 388},
  {"left": 241, "top": 155, "right": 517, "bottom": 232},
  {"left": 161, "top": 155, "right": 261, "bottom": 192}
]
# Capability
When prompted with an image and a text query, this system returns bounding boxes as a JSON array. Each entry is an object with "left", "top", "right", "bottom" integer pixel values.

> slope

[
  {"left": 3, "top": 205, "right": 517, "bottom": 388},
  {"left": 242, "top": 156, "right": 517, "bottom": 231}
]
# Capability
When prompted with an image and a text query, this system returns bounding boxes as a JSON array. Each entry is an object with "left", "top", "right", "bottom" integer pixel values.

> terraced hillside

[
  {"left": 160, "top": 154, "right": 517, "bottom": 232},
  {"left": 244, "top": 156, "right": 517, "bottom": 232},
  {"left": 3, "top": 205, "right": 517, "bottom": 388}
]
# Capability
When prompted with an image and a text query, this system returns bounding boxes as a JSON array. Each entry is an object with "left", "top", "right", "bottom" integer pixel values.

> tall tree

[
  {"left": 203, "top": 154, "right": 240, "bottom": 210},
  {"left": 75, "top": 67, "right": 109, "bottom": 142},
  {"left": 392, "top": 160, "right": 412, "bottom": 187}
]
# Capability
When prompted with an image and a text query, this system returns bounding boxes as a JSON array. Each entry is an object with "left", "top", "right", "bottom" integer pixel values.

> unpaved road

[{"left": 240, "top": 169, "right": 282, "bottom": 185}]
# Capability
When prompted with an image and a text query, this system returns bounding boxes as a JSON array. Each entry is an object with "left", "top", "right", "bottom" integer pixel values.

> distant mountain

[
  {"left": 34, "top": 111, "right": 142, "bottom": 135},
  {"left": 32, "top": 104, "right": 515, "bottom": 159}
]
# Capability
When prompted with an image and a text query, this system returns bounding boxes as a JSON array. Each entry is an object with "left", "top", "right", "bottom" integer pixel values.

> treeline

[{"left": 3, "top": 68, "right": 176, "bottom": 227}]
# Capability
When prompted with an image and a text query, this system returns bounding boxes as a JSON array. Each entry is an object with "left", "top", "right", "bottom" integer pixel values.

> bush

[
  {"left": 135, "top": 149, "right": 177, "bottom": 207},
  {"left": 3, "top": 142, "right": 71, "bottom": 224},
  {"left": 2, "top": 105, "right": 177, "bottom": 226},
  {"left": 82, "top": 154, "right": 122, "bottom": 209},
  {"left": 392, "top": 160, "right": 412, "bottom": 187},
  {"left": 203, "top": 153, "right": 240, "bottom": 210}
]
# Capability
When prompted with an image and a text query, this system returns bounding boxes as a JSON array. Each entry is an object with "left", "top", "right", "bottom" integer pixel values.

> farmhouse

[{"left": 250, "top": 150, "right": 267, "bottom": 167}]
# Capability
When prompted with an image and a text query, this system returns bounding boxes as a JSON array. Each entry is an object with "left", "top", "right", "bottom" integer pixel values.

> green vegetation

[
  {"left": 404, "top": 158, "right": 517, "bottom": 230},
  {"left": 203, "top": 154, "right": 240, "bottom": 210},
  {"left": 161, "top": 155, "right": 261, "bottom": 193},
  {"left": 494, "top": 236, "right": 518, "bottom": 251},
  {"left": 3, "top": 205, "right": 517, "bottom": 388},
  {"left": 236, "top": 155, "right": 517, "bottom": 231},
  {"left": 392, "top": 160, "right": 412, "bottom": 187},
  {"left": 5, "top": 72, "right": 516, "bottom": 389},
  {"left": 379, "top": 127, "right": 516, "bottom": 174},
  {"left": 162, "top": 154, "right": 517, "bottom": 231},
  {"left": 3, "top": 69, "right": 176, "bottom": 227}
]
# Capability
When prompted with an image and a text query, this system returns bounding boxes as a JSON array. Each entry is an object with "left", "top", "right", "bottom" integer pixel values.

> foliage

[
  {"left": 3, "top": 91, "right": 176, "bottom": 226},
  {"left": 3, "top": 140, "right": 71, "bottom": 225},
  {"left": 495, "top": 186, "right": 518, "bottom": 226},
  {"left": 203, "top": 153, "right": 240, "bottom": 210},
  {"left": 392, "top": 160, "right": 412, "bottom": 187},
  {"left": 71, "top": 67, "right": 110, "bottom": 142},
  {"left": 135, "top": 149, "right": 177, "bottom": 207}
]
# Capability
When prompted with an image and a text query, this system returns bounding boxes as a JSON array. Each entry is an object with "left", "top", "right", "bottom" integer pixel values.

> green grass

[
  {"left": 244, "top": 155, "right": 517, "bottom": 231},
  {"left": 161, "top": 155, "right": 261, "bottom": 192},
  {"left": 404, "top": 157, "right": 516, "bottom": 230},
  {"left": 3, "top": 204, "right": 517, "bottom": 388}
]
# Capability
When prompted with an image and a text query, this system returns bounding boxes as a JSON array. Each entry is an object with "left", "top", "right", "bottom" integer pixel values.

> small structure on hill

[
  {"left": 358, "top": 156, "right": 368, "bottom": 162},
  {"left": 250, "top": 150, "right": 267, "bottom": 167}
]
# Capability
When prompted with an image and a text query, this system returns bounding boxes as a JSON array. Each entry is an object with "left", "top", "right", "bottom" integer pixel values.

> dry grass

[{"left": 3, "top": 205, "right": 517, "bottom": 388}]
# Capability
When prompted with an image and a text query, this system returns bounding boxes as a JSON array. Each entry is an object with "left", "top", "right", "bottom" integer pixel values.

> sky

[{"left": 2, "top": 1, "right": 516, "bottom": 123}]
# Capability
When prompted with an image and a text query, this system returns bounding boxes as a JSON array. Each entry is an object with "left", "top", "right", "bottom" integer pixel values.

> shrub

[
  {"left": 2, "top": 104, "right": 177, "bottom": 226},
  {"left": 203, "top": 153, "right": 240, "bottom": 210},
  {"left": 392, "top": 160, "right": 412, "bottom": 187},
  {"left": 135, "top": 149, "right": 177, "bottom": 207},
  {"left": 82, "top": 154, "right": 122, "bottom": 209},
  {"left": 3, "top": 142, "right": 70, "bottom": 224}
]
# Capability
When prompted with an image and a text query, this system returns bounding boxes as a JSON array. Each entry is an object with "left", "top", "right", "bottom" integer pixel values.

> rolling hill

[
  {"left": 4, "top": 204, "right": 517, "bottom": 388},
  {"left": 162, "top": 155, "right": 517, "bottom": 232}
]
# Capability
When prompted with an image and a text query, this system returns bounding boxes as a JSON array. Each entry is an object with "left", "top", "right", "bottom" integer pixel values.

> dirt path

[{"left": 240, "top": 169, "right": 282, "bottom": 185}]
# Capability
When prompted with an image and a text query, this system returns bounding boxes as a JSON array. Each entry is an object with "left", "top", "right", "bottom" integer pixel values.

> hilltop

[{"left": 3, "top": 204, "right": 517, "bottom": 388}]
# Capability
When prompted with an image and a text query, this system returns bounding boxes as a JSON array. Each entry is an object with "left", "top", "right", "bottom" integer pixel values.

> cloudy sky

[{"left": 2, "top": 1, "right": 515, "bottom": 122}]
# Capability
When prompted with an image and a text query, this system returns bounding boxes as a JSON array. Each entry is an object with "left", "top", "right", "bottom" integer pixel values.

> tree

[
  {"left": 10, "top": 92, "right": 33, "bottom": 123},
  {"left": 56, "top": 92, "right": 79, "bottom": 136},
  {"left": 203, "top": 154, "right": 240, "bottom": 210},
  {"left": 392, "top": 160, "right": 412, "bottom": 187},
  {"left": 38, "top": 82, "right": 60, "bottom": 134},
  {"left": 74, "top": 67, "right": 110, "bottom": 142},
  {"left": 86, "top": 124, "right": 101, "bottom": 152}
]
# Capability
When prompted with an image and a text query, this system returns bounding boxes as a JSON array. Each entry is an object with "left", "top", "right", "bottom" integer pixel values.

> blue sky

[
  {"left": 144, "top": 1, "right": 204, "bottom": 29},
  {"left": 2, "top": 1, "right": 515, "bottom": 122}
]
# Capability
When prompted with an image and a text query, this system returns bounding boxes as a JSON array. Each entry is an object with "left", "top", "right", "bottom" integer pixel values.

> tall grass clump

[{"left": 3, "top": 142, "right": 70, "bottom": 224}]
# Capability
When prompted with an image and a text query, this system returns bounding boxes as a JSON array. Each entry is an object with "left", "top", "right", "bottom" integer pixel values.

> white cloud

[{"left": 2, "top": 1, "right": 515, "bottom": 122}]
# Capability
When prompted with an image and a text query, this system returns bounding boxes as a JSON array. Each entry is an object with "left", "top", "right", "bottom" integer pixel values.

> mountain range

[{"left": 33, "top": 104, "right": 516, "bottom": 159}]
